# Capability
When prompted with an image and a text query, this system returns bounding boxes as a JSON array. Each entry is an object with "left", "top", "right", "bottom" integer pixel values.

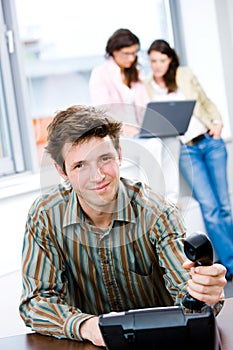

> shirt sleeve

[
  {"left": 19, "top": 205, "right": 94, "bottom": 341},
  {"left": 150, "top": 204, "right": 191, "bottom": 305},
  {"left": 150, "top": 204, "right": 223, "bottom": 314}
]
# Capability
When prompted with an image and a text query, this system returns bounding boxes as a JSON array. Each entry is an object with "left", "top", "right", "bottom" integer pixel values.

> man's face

[{"left": 59, "top": 136, "right": 121, "bottom": 212}]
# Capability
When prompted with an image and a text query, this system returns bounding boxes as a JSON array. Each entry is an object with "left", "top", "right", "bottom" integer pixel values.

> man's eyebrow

[
  {"left": 70, "top": 159, "right": 85, "bottom": 168},
  {"left": 99, "top": 151, "right": 115, "bottom": 156}
]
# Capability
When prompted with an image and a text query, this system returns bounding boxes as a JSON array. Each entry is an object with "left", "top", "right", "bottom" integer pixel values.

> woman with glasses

[
  {"left": 89, "top": 28, "right": 148, "bottom": 136},
  {"left": 89, "top": 29, "right": 169, "bottom": 201}
]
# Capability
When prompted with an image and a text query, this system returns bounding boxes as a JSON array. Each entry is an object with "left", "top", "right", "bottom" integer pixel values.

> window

[
  {"left": 0, "top": 65, "right": 14, "bottom": 176},
  {"left": 0, "top": 0, "right": 173, "bottom": 178},
  {"left": 0, "top": 0, "right": 37, "bottom": 179},
  {"left": 0, "top": 1, "right": 24, "bottom": 175}
]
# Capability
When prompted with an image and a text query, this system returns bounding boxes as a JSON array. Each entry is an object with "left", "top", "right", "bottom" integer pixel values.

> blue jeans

[{"left": 179, "top": 133, "right": 233, "bottom": 275}]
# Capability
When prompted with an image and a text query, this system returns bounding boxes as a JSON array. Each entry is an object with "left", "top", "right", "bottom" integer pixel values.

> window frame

[
  {"left": 0, "top": 0, "right": 23, "bottom": 175},
  {"left": 0, "top": 0, "right": 38, "bottom": 179}
]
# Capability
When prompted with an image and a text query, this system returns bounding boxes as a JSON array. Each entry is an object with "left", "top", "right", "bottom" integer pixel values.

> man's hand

[
  {"left": 80, "top": 316, "right": 105, "bottom": 347},
  {"left": 183, "top": 260, "right": 227, "bottom": 305}
]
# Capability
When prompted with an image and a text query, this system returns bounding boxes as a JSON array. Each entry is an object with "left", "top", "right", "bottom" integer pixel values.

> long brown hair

[
  {"left": 147, "top": 39, "right": 179, "bottom": 93},
  {"left": 106, "top": 28, "right": 140, "bottom": 87}
]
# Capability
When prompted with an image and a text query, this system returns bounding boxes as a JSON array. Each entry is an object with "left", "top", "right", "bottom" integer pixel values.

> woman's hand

[
  {"left": 208, "top": 123, "right": 223, "bottom": 139},
  {"left": 183, "top": 260, "right": 227, "bottom": 305}
]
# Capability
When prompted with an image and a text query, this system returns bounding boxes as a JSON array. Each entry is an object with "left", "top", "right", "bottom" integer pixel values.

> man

[{"left": 19, "top": 105, "right": 226, "bottom": 347}]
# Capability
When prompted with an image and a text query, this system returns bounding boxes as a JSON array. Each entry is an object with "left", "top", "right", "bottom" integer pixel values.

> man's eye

[
  {"left": 75, "top": 163, "right": 84, "bottom": 169},
  {"left": 102, "top": 156, "right": 112, "bottom": 162}
]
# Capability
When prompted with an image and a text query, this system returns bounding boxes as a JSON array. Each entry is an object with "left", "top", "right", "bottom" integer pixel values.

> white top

[
  {"left": 121, "top": 84, "right": 135, "bottom": 104},
  {"left": 150, "top": 80, "right": 208, "bottom": 143}
]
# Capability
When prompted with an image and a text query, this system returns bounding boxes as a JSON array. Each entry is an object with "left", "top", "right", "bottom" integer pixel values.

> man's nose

[{"left": 89, "top": 164, "right": 105, "bottom": 181}]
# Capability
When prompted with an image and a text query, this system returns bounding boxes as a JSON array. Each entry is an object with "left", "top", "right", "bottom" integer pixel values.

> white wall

[
  {"left": 179, "top": 0, "right": 232, "bottom": 139},
  {"left": 0, "top": 190, "right": 39, "bottom": 276}
]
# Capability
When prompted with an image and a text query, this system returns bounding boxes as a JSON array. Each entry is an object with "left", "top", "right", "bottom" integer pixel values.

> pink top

[{"left": 89, "top": 57, "right": 149, "bottom": 125}]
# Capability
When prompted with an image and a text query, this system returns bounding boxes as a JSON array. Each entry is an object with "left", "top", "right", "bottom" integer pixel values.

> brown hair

[
  {"left": 45, "top": 105, "right": 122, "bottom": 173},
  {"left": 106, "top": 28, "right": 140, "bottom": 87},
  {"left": 147, "top": 39, "right": 179, "bottom": 93}
]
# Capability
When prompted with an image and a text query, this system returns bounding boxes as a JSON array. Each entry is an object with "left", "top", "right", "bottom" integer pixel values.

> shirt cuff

[
  {"left": 64, "top": 313, "right": 95, "bottom": 341},
  {"left": 213, "top": 299, "right": 225, "bottom": 316}
]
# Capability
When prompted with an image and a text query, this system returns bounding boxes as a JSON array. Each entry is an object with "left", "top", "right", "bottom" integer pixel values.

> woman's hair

[
  {"left": 147, "top": 39, "right": 180, "bottom": 93},
  {"left": 45, "top": 105, "right": 122, "bottom": 174},
  {"left": 106, "top": 28, "right": 140, "bottom": 87}
]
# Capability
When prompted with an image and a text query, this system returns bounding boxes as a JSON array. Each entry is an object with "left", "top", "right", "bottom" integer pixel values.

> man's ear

[
  {"left": 54, "top": 162, "right": 68, "bottom": 180},
  {"left": 118, "top": 146, "right": 122, "bottom": 166}
]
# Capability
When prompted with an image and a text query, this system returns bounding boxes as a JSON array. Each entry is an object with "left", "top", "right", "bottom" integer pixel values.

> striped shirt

[{"left": 20, "top": 178, "right": 191, "bottom": 341}]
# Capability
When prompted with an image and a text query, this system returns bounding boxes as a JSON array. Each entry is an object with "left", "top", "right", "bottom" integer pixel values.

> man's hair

[{"left": 45, "top": 105, "right": 122, "bottom": 173}]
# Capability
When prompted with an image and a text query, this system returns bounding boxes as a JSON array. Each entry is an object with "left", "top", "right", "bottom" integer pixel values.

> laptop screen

[{"left": 138, "top": 100, "right": 196, "bottom": 138}]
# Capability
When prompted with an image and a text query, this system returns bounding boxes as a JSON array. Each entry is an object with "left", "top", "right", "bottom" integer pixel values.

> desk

[
  {"left": 0, "top": 333, "right": 100, "bottom": 350},
  {"left": 0, "top": 298, "right": 232, "bottom": 350}
]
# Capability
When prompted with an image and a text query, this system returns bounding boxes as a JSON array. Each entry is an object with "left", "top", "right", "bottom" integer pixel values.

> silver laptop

[{"left": 138, "top": 100, "right": 196, "bottom": 138}]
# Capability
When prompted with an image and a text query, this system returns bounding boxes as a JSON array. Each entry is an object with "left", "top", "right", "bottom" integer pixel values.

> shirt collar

[
  {"left": 63, "top": 179, "right": 137, "bottom": 228},
  {"left": 113, "top": 180, "right": 137, "bottom": 223}
]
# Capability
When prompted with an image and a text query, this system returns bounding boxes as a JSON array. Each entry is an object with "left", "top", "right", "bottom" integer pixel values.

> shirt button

[{"left": 71, "top": 333, "right": 75, "bottom": 339}]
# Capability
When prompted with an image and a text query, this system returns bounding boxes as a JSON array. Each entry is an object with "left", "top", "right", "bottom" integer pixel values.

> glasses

[{"left": 118, "top": 50, "right": 139, "bottom": 57}]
